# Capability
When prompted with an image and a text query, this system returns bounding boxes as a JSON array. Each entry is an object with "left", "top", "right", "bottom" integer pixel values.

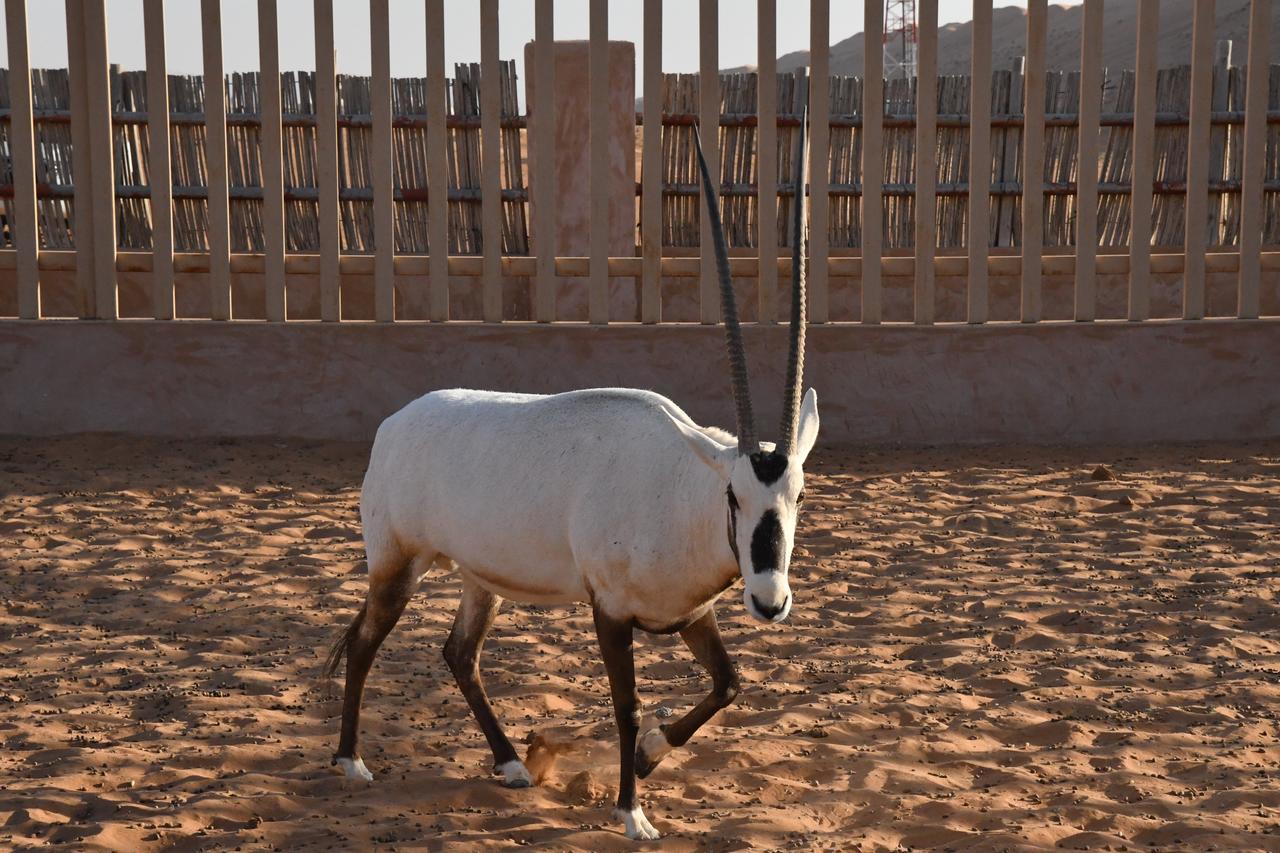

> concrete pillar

[{"left": 525, "top": 40, "right": 637, "bottom": 321}]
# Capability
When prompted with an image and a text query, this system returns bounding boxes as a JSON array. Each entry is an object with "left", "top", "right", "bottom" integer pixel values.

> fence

[{"left": 1, "top": 0, "right": 1278, "bottom": 325}]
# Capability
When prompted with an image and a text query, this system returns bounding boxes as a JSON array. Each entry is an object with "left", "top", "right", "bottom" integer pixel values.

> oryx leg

[
  {"left": 594, "top": 609, "right": 660, "bottom": 841},
  {"left": 443, "top": 577, "right": 531, "bottom": 788},
  {"left": 330, "top": 551, "right": 423, "bottom": 781},
  {"left": 636, "top": 607, "right": 739, "bottom": 779}
]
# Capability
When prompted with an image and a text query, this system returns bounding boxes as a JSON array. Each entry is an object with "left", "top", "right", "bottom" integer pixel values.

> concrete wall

[{"left": 3, "top": 319, "right": 1278, "bottom": 445}]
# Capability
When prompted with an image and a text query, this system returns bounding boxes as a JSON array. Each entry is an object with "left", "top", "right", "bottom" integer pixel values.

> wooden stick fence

[{"left": 0, "top": 0, "right": 1278, "bottom": 324}]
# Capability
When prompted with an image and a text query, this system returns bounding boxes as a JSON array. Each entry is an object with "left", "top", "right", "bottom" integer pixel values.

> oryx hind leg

[
  {"left": 444, "top": 575, "right": 531, "bottom": 788},
  {"left": 327, "top": 547, "right": 428, "bottom": 781},
  {"left": 636, "top": 607, "right": 740, "bottom": 779}
]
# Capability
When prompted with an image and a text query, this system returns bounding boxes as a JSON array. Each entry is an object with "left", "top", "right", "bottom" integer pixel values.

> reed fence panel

[
  {"left": 0, "top": 0, "right": 1277, "bottom": 324},
  {"left": 7, "top": 63, "right": 1278, "bottom": 258}
]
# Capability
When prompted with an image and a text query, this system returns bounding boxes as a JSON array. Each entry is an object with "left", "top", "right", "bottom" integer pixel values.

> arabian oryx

[{"left": 325, "top": 117, "right": 819, "bottom": 841}]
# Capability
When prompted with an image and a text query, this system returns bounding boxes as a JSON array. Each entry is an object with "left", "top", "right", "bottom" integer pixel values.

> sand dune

[{"left": 2, "top": 435, "right": 1280, "bottom": 850}]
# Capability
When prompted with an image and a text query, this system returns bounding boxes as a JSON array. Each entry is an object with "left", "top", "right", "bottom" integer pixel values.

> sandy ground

[{"left": 2, "top": 436, "right": 1280, "bottom": 851}]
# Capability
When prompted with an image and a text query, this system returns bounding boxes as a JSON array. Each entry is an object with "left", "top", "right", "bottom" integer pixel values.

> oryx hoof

[
  {"left": 634, "top": 726, "right": 673, "bottom": 780},
  {"left": 615, "top": 805, "right": 661, "bottom": 841},
  {"left": 333, "top": 755, "right": 373, "bottom": 782},
  {"left": 496, "top": 759, "right": 533, "bottom": 788}
]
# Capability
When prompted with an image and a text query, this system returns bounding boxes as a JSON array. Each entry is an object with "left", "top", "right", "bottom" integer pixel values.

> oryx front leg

[
  {"left": 594, "top": 609, "right": 660, "bottom": 841},
  {"left": 443, "top": 577, "right": 531, "bottom": 788},
  {"left": 636, "top": 607, "right": 739, "bottom": 779}
]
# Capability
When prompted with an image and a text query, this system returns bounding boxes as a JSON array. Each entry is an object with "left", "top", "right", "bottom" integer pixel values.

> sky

[{"left": 4, "top": 1, "right": 1045, "bottom": 94}]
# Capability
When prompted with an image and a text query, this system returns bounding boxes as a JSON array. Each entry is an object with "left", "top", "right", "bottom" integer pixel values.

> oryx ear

[
  {"left": 794, "top": 388, "right": 820, "bottom": 463},
  {"left": 665, "top": 412, "right": 737, "bottom": 480}
]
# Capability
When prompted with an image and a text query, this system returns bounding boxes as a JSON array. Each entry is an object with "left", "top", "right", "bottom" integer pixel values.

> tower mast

[{"left": 884, "top": 0, "right": 918, "bottom": 80}]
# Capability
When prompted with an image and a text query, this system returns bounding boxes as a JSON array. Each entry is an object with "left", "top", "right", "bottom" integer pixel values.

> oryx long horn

[
  {"left": 693, "top": 125, "right": 757, "bottom": 455},
  {"left": 779, "top": 103, "right": 809, "bottom": 455}
]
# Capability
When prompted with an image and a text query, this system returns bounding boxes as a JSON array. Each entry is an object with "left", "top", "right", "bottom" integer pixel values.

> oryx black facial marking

[
  {"left": 749, "top": 451, "right": 788, "bottom": 485},
  {"left": 749, "top": 509, "right": 784, "bottom": 573},
  {"left": 725, "top": 486, "right": 740, "bottom": 562}
]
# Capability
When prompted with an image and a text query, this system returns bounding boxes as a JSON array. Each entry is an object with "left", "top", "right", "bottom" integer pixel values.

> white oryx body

[
  {"left": 328, "top": 119, "right": 819, "bottom": 841},
  {"left": 363, "top": 387, "right": 797, "bottom": 630}
]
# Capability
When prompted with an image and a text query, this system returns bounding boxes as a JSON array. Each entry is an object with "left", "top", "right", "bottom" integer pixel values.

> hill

[{"left": 738, "top": 0, "right": 1280, "bottom": 77}]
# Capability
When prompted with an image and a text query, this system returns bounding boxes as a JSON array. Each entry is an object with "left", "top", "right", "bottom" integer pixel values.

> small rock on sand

[{"left": 565, "top": 770, "right": 607, "bottom": 804}]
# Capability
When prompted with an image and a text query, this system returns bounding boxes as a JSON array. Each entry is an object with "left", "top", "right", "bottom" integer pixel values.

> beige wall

[{"left": 3, "top": 319, "right": 1279, "bottom": 445}]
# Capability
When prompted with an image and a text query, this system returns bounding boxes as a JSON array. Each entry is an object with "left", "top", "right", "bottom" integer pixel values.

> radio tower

[{"left": 883, "top": 0, "right": 918, "bottom": 80}]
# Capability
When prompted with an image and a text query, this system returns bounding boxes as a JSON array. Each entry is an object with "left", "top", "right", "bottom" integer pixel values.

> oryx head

[{"left": 667, "top": 114, "right": 819, "bottom": 625}]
